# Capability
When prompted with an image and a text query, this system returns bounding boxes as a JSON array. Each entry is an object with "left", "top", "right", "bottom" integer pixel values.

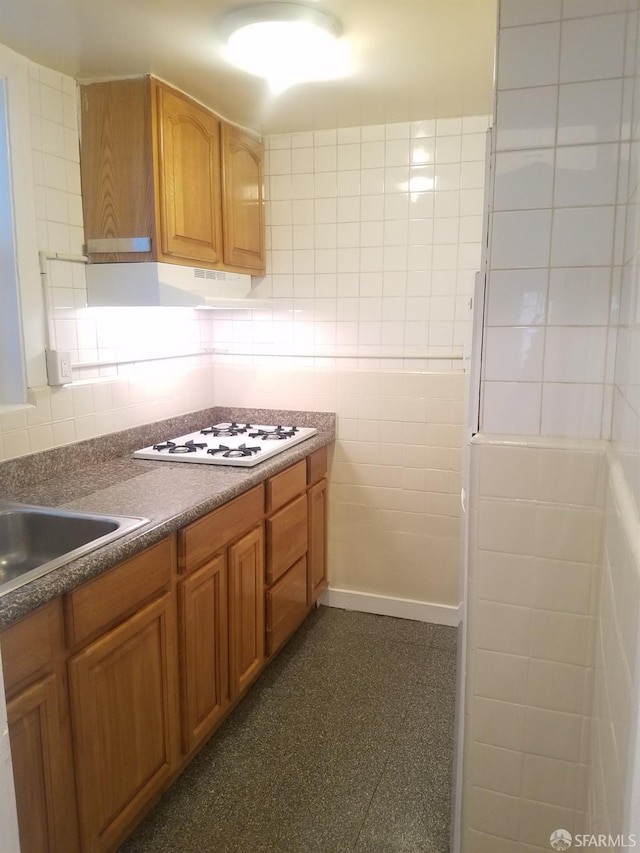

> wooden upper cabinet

[
  {"left": 80, "top": 76, "right": 264, "bottom": 275},
  {"left": 155, "top": 82, "right": 223, "bottom": 266},
  {"left": 221, "top": 123, "right": 265, "bottom": 273},
  {"left": 80, "top": 78, "right": 156, "bottom": 264}
]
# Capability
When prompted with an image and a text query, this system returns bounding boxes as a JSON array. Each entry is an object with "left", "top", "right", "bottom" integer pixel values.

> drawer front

[
  {"left": 1, "top": 599, "right": 63, "bottom": 694},
  {"left": 306, "top": 446, "right": 328, "bottom": 486},
  {"left": 265, "top": 557, "right": 308, "bottom": 657},
  {"left": 65, "top": 537, "right": 174, "bottom": 649},
  {"left": 179, "top": 485, "right": 264, "bottom": 574},
  {"left": 265, "top": 461, "right": 306, "bottom": 514},
  {"left": 266, "top": 494, "right": 307, "bottom": 584}
]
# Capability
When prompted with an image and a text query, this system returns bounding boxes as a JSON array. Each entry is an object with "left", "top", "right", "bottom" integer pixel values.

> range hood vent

[{"left": 85, "top": 262, "right": 268, "bottom": 309}]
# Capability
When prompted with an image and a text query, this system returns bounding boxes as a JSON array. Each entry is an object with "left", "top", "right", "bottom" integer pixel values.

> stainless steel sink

[{"left": 0, "top": 501, "right": 149, "bottom": 596}]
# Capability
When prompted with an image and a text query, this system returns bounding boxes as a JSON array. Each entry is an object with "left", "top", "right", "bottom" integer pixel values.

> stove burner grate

[
  {"left": 153, "top": 440, "right": 207, "bottom": 454},
  {"left": 248, "top": 425, "right": 299, "bottom": 441},
  {"left": 201, "top": 422, "right": 251, "bottom": 438},
  {"left": 207, "top": 443, "right": 262, "bottom": 459}
]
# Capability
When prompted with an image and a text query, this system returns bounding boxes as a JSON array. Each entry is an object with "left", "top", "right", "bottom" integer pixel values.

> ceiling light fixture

[{"left": 218, "top": 2, "right": 350, "bottom": 94}]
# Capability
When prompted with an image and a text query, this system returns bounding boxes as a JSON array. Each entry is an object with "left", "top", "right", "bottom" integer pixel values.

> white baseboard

[{"left": 319, "top": 587, "right": 461, "bottom": 626}]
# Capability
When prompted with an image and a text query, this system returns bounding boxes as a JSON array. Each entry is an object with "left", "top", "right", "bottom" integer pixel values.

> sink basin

[{"left": 0, "top": 501, "right": 149, "bottom": 596}]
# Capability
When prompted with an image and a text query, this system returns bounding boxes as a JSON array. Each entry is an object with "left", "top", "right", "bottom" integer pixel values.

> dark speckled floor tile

[
  {"left": 430, "top": 624, "right": 459, "bottom": 653},
  {"left": 353, "top": 652, "right": 456, "bottom": 853},
  {"left": 119, "top": 607, "right": 455, "bottom": 853}
]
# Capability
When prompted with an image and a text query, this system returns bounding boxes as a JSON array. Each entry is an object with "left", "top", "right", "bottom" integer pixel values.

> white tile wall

[
  {"left": 211, "top": 115, "right": 490, "bottom": 361},
  {"left": 481, "top": 2, "right": 628, "bottom": 441},
  {"left": 463, "top": 439, "right": 604, "bottom": 851},
  {"left": 595, "top": 0, "right": 640, "bottom": 842},
  {"left": 212, "top": 361, "right": 466, "bottom": 607},
  {"left": 467, "top": 2, "right": 640, "bottom": 850}
]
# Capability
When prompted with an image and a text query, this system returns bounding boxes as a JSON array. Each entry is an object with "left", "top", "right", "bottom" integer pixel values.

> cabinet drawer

[
  {"left": 1, "top": 599, "right": 64, "bottom": 694},
  {"left": 307, "top": 446, "right": 328, "bottom": 486},
  {"left": 179, "top": 485, "right": 264, "bottom": 574},
  {"left": 266, "top": 494, "right": 307, "bottom": 584},
  {"left": 266, "top": 557, "right": 308, "bottom": 657},
  {"left": 64, "top": 537, "right": 174, "bottom": 649},
  {"left": 266, "top": 461, "right": 306, "bottom": 514}
]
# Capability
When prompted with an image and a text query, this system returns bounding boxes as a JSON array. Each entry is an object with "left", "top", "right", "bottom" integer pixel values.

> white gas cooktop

[{"left": 133, "top": 423, "right": 317, "bottom": 467}]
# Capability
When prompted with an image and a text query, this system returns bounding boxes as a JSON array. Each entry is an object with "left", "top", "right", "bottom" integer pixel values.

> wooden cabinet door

[
  {"left": 155, "top": 82, "right": 223, "bottom": 265},
  {"left": 178, "top": 554, "right": 229, "bottom": 754},
  {"left": 68, "top": 594, "right": 178, "bottom": 853},
  {"left": 8, "top": 674, "right": 75, "bottom": 853},
  {"left": 228, "top": 526, "right": 264, "bottom": 700},
  {"left": 79, "top": 78, "right": 156, "bottom": 263},
  {"left": 308, "top": 478, "right": 328, "bottom": 604},
  {"left": 221, "top": 123, "right": 265, "bottom": 273}
]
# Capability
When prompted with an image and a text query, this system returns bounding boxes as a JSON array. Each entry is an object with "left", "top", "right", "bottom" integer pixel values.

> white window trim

[{"left": 0, "top": 44, "right": 47, "bottom": 406}]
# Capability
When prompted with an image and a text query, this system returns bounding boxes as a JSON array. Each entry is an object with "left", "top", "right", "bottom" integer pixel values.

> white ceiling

[{"left": 1, "top": 0, "right": 497, "bottom": 134}]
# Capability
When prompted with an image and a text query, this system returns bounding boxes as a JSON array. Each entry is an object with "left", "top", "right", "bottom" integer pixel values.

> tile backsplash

[{"left": 211, "top": 114, "right": 490, "bottom": 363}]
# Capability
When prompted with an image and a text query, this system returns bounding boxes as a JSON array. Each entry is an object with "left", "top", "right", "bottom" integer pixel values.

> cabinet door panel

[
  {"left": 156, "top": 84, "right": 223, "bottom": 265},
  {"left": 79, "top": 78, "right": 155, "bottom": 263},
  {"left": 8, "top": 675, "right": 68, "bottom": 853},
  {"left": 308, "top": 478, "right": 328, "bottom": 603},
  {"left": 228, "top": 526, "right": 264, "bottom": 700},
  {"left": 221, "top": 123, "right": 265, "bottom": 272},
  {"left": 69, "top": 594, "right": 178, "bottom": 852},
  {"left": 179, "top": 554, "right": 229, "bottom": 753}
]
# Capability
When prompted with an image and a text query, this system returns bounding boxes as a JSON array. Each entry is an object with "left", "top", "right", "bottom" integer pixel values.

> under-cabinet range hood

[{"left": 85, "top": 262, "right": 268, "bottom": 309}]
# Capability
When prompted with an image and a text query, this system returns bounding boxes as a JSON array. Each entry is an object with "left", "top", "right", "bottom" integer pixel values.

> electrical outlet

[{"left": 45, "top": 349, "right": 73, "bottom": 386}]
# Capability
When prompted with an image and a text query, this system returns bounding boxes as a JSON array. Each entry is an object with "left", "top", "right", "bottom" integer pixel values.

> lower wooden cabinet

[
  {"left": 7, "top": 674, "right": 73, "bottom": 853},
  {"left": 1, "top": 599, "right": 79, "bottom": 853},
  {"left": 178, "top": 553, "right": 229, "bottom": 753},
  {"left": 68, "top": 593, "right": 179, "bottom": 853},
  {"left": 1, "top": 446, "right": 330, "bottom": 853},
  {"left": 228, "top": 525, "right": 265, "bottom": 700}
]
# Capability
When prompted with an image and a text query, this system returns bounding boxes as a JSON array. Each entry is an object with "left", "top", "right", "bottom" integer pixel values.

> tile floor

[{"left": 119, "top": 607, "right": 457, "bottom": 853}]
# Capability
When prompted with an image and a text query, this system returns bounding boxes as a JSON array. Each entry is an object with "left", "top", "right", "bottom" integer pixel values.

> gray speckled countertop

[{"left": 0, "top": 407, "right": 335, "bottom": 628}]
